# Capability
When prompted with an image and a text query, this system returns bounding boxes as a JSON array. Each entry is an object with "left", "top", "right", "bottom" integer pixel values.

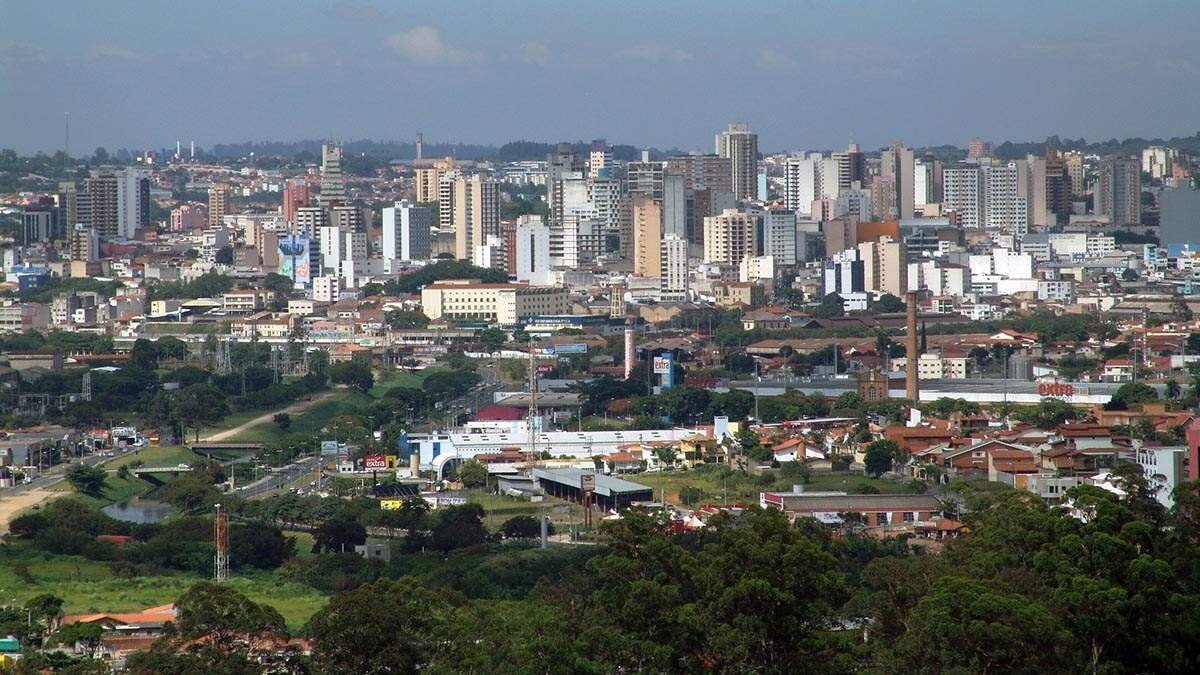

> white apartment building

[
  {"left": 660, "top": 234, "right": 689, "bottom": 301},
  {"left": 514, "top": 217, "right": 551, "bottom": 283},
  {"left": 382, "top": 200, "right": 433, "bottom": 262},
  {"left": 942, "top": 166, "right": 981, "bottom": 227},
  {"left": 313, "top": 275, "right": 341, "bottom": 303},
  {"left": 982, "top": 163, "right": 1029, "bottom": 237},
  {"left": 891, "top": 352, "right": 969, "bottom": 379},
  {"left": 703, "top": 209, "right": 757, "bottom": 265}
]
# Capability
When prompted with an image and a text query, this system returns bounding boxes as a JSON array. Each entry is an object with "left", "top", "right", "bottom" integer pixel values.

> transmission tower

[
  {"left": 214, "top": 503, "right": 229, "bottom": 582},
  {"left": 81, "top": 371, "right": 92, "bottom": 402},
  {"left": 271, "top": 346, "right": 281, "bottom": 384}
]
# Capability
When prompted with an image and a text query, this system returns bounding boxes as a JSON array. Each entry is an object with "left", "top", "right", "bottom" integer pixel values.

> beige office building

[
  {"left": 208, "top": 184, "right": 229, "bottom": 228},
  {"left": 703, "top": 208, "right": 757, "bottom": 265},
  {"left": 420, "top": 280, "right": 568, "bottom": 325},
  {"left": 453, "top": 174, "right": 500, "bottom": 260},
  {"left": 632, "top": 196, "right": 663, "bottom": 279},
  {"left": 857, "top": 236, "right": 907, "bottom": 296}
]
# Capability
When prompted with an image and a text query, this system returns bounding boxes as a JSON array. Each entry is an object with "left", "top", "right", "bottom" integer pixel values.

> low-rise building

[{"left": 420, "top": 280, "right": 568, "bottom": 325}]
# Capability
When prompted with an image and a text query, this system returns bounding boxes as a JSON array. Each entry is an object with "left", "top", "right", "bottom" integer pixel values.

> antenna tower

[
  {"left": 81, "top": 370, "right": 92, "bottom": 402},
  {"left": 214, "top": 504, "right": 229, "bottom": 582}
]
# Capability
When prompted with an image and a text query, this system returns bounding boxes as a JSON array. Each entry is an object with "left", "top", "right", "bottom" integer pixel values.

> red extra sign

[{"left": 1037, "top": 382, "right": 1075, "bottom": 398}]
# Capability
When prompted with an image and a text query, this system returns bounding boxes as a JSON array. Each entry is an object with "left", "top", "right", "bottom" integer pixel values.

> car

[{"left": 177, "top": 463, "right": 191, "bottom": 469}]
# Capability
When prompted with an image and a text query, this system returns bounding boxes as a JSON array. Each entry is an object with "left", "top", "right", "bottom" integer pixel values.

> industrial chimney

[
  {"left": 905, "top": 291, "right": 920, "bottom": 403},
  {"left": 624, "top": 321, "right": 635, "bottom": 380}
]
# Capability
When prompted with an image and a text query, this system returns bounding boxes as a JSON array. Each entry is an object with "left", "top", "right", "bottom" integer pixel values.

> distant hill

[{"left": 206, "top": 139, "right": 679, "bottom": 162}]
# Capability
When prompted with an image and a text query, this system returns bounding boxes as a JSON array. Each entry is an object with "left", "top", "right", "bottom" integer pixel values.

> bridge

[{"left": 186, "top": 441, "right": 264, "bottom": 454}]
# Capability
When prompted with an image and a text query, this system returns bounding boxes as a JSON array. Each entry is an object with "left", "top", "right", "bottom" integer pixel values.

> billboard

[
  {"left": 277, "top": 234, "right": 311, "bottom": 286},
  {"left": 380, "top": 499, "right": 404, "bottom": 510},
  {"left": 652, "top": 356, "right": 672, "bottom": 374},
  {"left": 554, "top": 343, "right": 587, "bottom": 354},
  {"left": 363, "top": 454, "right": 388, "bottom": 470},
  {"left": 580, "top": 473, "right": 595, "bottom": 494},
  {"left": 320, "top": 440, "right": 339, "bottom": 456}
]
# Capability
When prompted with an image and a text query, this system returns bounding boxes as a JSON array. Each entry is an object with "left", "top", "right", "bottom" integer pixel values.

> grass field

[
  {"left": 368, "top": 369, "right": 430, "bottom": 397},
  {"left": 102, "top": 445, "right": 200, "bottom": 470},
  {"left": 224, "top": 389, "right": 376, "bottom": 443},
  {"left": 632, "top": 468, "right": 911, "bottom": 505},
  {"left": 48, "top": 473, "right": 156, "bottom": 509},
  {"left": 0, "top": 547, "right": 326, "bottom": 630}
]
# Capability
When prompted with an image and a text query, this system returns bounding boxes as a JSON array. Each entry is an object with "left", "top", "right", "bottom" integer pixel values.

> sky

[{"left": 3, "top": 0, "right": 1200, "bottom": 155}]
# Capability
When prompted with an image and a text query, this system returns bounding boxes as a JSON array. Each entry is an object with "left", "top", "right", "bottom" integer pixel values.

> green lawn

[
  {"left": 49, "top": 473, "right": 156, "bottom": 509},
  {"left": 227, "top": 390, "right": 376, "bottom": 443},
  {"left": 369, "top": 369, "right": 433, "bottom": 397},
  {"left": 101, "top": 445, "right": 200, "bottom": 470},
  {"left": 0, "top": 547, "right": 326, "bottom": 630}
]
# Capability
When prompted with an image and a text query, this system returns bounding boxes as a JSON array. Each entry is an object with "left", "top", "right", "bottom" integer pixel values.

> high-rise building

[
  {"left": 660, "top": 234, "right": 689, "bottom": 300},
  {"left": 1044, "top": 149, "right": 1072, "bottom": 227},
  {"left": 1096, "top": 157, "right": 1141, "bottom": 226},
  {"left": 294, "top": 205, "right": 328, "bottom": 238},
  {"left": 662, "top": 173, "right": 687, "bottom": 239},
  {"left": 880, "top": 143, "right": 915, "bottom": 219},
  {"left": 626, "top": 161, "right": 665, "bottom": 200},
  {"left": 967, "top": 138, "right": 994, "bottom": 160},
  {"left": 453, "top": 174, "right": 500, "bottom": 260},
  {"left": 170, "top": 204, "right": 207, "bottom": 231},
  {"left": 665, "top": 154, "right": 733, "bottom": 193},
  {"left": 832, "top": 143, "right": 867, "bottom": 190},
  {"left": 1064, "top": 151, "right": 1085, "bottom": 198},
  {"left": 715, "top": 122, "right": 758, "bottom": 201},
  {"left": 982, "top": 163, "right": 1028, "bottom": 236},
  {"left": 942, "top": 165, "right": 982, "bottom": 227},
  {"left": 318, "top": 143, "right": 346, "bottom": 206},
  {"left": 382, "top": 200, "right": 432, "bottom": 262},
  {"left": 21, "top": 198, "right": 58, "bottom": 245},
  {"left": 282, "top": 179, "right": 310, "bottom": 224},
  {"left": 762, "top": 208, "right": 797, "bottom": 265},
  {"left": 1142, "top": 146, "right": 1175, "bottom": 180},
  {"left": 870, "top": 176, "right": 896, "bottom": 223},
  {"left": 784, "top": 153, "right": 842, "bottom": 214},
  {"left": 83, "top": 168, "right": 147, "bottom": 239},
  {"left": 70, "top": 225, "right": 100, "bottom": 262},
  {"left": 546, "top": 143, "right": 585, "bottom": 226},
  {"left": 208, "top": 184, "right": 229, "bottom": 228},
  {"left": 835, "top": 182, "right": 873, "bottom": 221},
  {"left": 588, "top": 139, "right": 612, "bottom": 177},
  {"left": 56, "top": 182, "right": 77, "bottom": 228},
  {"left": 437, "top": 170, "right": 459, "bottom": 231},
  {"left": 632, "top": 196, "right": 663, "bottom": 279},
  {"left": 513, "top": 216, "right": 551, "bottom": 282},
  {"left": 857, "top": 236, "right": 907, "bottom": 296},
  {"left": 914, "top": 159, "right": 942, "bottom": 206},
  {"left": 561, "top": 213, "right": 603, "bottom": 268},
  {"left": 703, "top": 209, "right": 757, "bottom": 265}
]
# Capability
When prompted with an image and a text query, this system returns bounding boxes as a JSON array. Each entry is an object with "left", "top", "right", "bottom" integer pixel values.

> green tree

[
  {"left": 312, "top": 515, "right": 367, "bottom": 554},
  {"left": 500, "top": 515, "right": 549, "bottom": 539},
  {"left": 1105, "top": 381, "right": 1158, "bottom": 411},
  {"left": 308, "top": 579, "right": 448, "bottom": 674},
  {"left": 328, "top": 361, "right": 374, "bottom": 391},
  {"left": 273, "top": 412, "right": 291, "bottom": 430},
  {"left": 479, "top": 327, "right": 508, "bottom": 353},
  {"left": 174, "top": 383, "right": 231, "bottom": 441},
  {"left": 872, "top": 293, "right": 906, "bottom": 314},
  {"left": 812, "top": 293, "right": 845, "bottom": 319},
  {"left": 864, "top": 439, "right": 901, "bottom": 477},
  {"left": 457, "top": 459, "right": 489, "bottom": 488},
  {"left": 66, "top": 464, "right": 106, "bottom": 495},
  {"left": 892, "top": 577, "right": 1074, "bottom": 673}
]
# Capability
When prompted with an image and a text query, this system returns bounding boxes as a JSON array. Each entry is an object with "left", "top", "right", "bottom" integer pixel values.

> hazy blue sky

[{"left": 3, "top": 0, "right": 1199, "bottom": 155}]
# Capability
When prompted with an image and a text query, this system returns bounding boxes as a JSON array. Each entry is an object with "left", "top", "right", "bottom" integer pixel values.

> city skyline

[{"left": 4, "top": 0, "right": 1200, "bottom": 154}]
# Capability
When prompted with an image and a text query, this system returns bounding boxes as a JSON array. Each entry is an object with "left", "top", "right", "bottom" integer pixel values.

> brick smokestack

[{"left": 905, "top": 291, "right": 920, "bottom": 403}]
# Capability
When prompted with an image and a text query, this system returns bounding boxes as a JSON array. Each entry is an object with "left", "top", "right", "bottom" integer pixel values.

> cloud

[
  {"left": 618, "top": 44, "right": 691, "bottom": 63},
  {"left": 0, "top": 41, "right": 49, "bottom": 64},
  {"left": 758, "top": 48, "right": 798, "bottom": 68},
  {"left": 88, "top": 44, "right": 142, "bottom": 61},
  {"left": 385, "top": 26, "right": 482, "bottom": 66},
  {"left": 520, "top": 41, "right": 550, "bottom": 65}
]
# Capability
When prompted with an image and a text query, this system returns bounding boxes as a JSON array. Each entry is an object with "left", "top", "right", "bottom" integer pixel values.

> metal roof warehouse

[{"left": 532, "top": 468, "right": 653, "bottom": 511}]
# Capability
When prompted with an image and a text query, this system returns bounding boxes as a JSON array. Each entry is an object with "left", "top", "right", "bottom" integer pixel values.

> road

[
  {"left": 414, "top": 366, "right": 506, "bottom": 433},
  {"left": 235, "top": 454, "right": 325, "bottom": 499},
  {"left": 201, "top": 390, "right": 337, "bottom": 442},
  {"left": 0, "top": 450, "right": 113, "bottom": 532}
]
